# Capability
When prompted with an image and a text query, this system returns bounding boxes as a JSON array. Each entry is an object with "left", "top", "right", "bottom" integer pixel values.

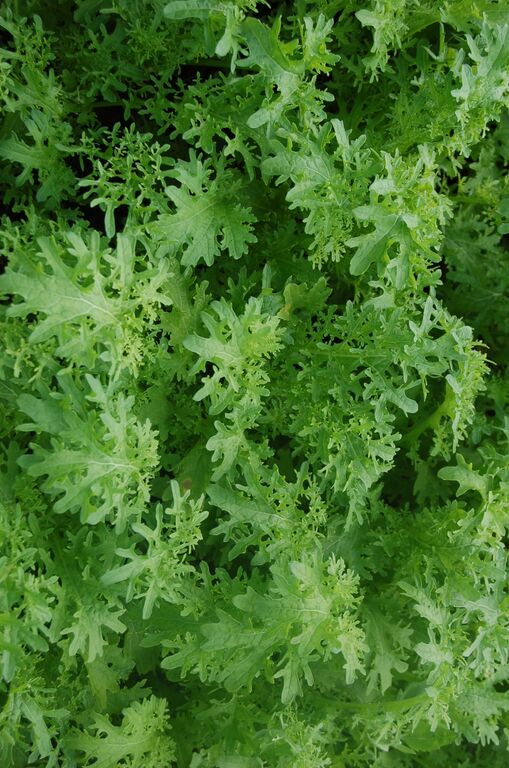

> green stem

[{"left": 400, "top": 386, "right": 455, "bottom": 447}]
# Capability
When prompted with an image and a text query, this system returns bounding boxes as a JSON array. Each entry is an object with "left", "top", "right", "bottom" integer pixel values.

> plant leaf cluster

[{"left": 1, "top": 1, "right": 509, "bottom": 765}]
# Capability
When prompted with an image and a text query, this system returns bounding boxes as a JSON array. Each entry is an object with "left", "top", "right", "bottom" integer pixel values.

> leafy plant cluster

[{"left": 1, "top": 0, "right": 509, "bottom": 765}]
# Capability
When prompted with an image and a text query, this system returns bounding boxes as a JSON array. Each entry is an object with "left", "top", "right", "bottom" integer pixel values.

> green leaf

[
  {"left": 239, "top": 17, "right": 303, "bottom": 92},
  {"left": 438, "top": 454, "right": 489, "bottom": 498},
  {"left": 66, "top": 697, "right": 176, "bottom": 768},
  {"left": 164, "top": 0, "right": 227, "bottom": 20},
  {"left": 348, "top": 210, "right": 404, "bottom": 276}
]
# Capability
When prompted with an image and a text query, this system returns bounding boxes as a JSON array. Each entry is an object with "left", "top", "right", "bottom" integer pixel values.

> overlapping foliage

[{"left": 1, "top": 1, "right": 509, "bottom": 765}]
